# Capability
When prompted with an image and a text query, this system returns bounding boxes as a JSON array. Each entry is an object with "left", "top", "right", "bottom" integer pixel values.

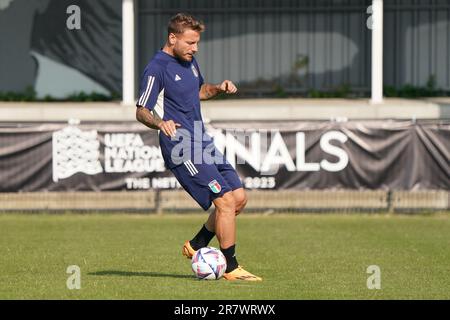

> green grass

[{"left": 0, "top": 213, "right": 449, "bottom": 299}]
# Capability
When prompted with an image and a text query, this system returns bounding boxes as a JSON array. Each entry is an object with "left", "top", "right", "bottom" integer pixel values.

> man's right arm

[
  {"left": 136, "top": 106, "right": 162, "bottom": 130},
  {"left": 136, "top": 106, "right": 180, "bottom": 137}
]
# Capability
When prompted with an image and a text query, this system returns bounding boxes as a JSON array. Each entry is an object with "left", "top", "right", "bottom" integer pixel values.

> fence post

[
  {"left": 387, "top": 190, "right": 394, "bottom": 213},
  {"left": 122, "top": 0, "right": 135, "bottom": 106},
  {"left": 155, "top": 190, "right": 163, "bottom": 215}
]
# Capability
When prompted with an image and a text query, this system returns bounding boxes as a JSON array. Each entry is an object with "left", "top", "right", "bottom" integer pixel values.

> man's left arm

[{"left": 199, "top": 80, "right": 238, "bottom": 100}]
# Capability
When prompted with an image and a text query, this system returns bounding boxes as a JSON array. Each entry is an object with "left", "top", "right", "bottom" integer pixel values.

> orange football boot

[
  {"left": 182, "top": 240, "right": 196, "bottom": 259},
  {"left": 223, "top": 266, "right": 262, "bottom": 281}
]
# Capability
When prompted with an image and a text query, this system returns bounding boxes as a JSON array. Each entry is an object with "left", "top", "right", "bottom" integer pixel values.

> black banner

[{"left": 0, "top": 120, "right": 448, "bottom": 192}]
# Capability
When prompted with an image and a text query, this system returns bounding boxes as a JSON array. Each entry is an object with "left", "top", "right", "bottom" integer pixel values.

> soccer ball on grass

[{"left": 191, "top": 247, "right": 227, "bottom": 280}]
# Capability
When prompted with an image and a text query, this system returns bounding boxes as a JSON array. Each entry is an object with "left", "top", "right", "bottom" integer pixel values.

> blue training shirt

[{"left": 136, "top": 50, "right": 215, "bottom": 169}]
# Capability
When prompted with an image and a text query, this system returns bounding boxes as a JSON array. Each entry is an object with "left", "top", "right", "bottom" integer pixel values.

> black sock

[
  {"left": 221, "top": 244, "right": 239, "bottom": 273},
  {"left": 189, "top": 224, "right": 215, "bottom": 250}
]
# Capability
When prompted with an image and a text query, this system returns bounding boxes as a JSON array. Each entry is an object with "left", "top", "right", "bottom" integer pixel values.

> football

[{"left": 191, "top": 247, "right": 227, "bottom": 280}]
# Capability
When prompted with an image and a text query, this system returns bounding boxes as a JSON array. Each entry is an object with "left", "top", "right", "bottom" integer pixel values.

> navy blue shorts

[{"left": 170, "top": 160, "right": 243, "bottom": 211}]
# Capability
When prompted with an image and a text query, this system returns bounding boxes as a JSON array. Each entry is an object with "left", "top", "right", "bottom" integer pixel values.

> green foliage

[
  {"left": 0, "top": 88, "right": 121, "bottom": 102},
  {"left": 308, "top": 84, "right": 352, "bottom": 98},
  {"left": 426, "top": 74, "right": 437, "bottom": 90},
  {"left": 0, "top": 86, "right": 37, "bottom": 101},
  {"left": 273, "top": 85, "right": 288, "bottom": 98},
  {"left": 384, "top": 75, "right": 449, "bottom": 98},
  {"left": 293, "top": 54, "right": 309, "bottom": 71},
  {"left": 384, "top": 85, "right": 448, "bottom": 98},
  {"left": 1, "top": 74, "right": 448, "bottom": 101}
]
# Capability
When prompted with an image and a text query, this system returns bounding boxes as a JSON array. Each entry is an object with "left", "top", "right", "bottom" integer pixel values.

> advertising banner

[{"left": 0, "top": 120, "right": 448, "bottom": 192}]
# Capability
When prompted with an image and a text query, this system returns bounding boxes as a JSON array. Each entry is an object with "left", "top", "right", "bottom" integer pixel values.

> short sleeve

[
  {"left": 136, "top": 64, "right": 164, "bottom": 110},
  {"left": 193, "top": 59, "right": 204, "bottom": 89}
]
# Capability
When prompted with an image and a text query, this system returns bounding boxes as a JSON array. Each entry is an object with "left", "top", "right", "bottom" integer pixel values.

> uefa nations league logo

[{"left": 52, "top": 125, "right": 103, "bottom": 182}]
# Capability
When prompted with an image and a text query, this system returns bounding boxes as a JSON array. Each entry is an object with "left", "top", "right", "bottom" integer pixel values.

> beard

[{"left": 173, "top": 47, "right": 193, "bottom": 62}]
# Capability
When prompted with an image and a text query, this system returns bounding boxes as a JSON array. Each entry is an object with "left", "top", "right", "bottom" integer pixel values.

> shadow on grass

[{"left": 88, "top": 270, "right": 193, "bottom": 279}]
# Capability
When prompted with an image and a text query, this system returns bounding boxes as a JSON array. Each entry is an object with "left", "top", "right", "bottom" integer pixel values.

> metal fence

[
  {"left": 1, "top": 190, "right": 448, "bottom": 213},
  {"left": 138, "top": 0, "right": 450, "bottom": 96}
]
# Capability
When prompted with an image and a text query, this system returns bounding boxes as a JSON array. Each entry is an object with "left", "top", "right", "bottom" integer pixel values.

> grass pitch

[{"left": 0, "top": 213, "right": 449, "bottom": 299}]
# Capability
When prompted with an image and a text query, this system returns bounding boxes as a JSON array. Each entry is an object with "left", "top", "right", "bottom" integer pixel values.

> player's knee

[
  {"left": 233, "top": 189, "right": 248, "bottom": 213},
  {"left": 234, "top": 192, "right": 248, "bottom": 216},
  {"left": 214, "top": 192, "right": 236, "bottom": 216}
]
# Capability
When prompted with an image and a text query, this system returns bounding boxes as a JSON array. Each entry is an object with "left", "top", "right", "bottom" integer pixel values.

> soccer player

[{"left": 136, "top": 13, "right": 262, "bottom": 281}]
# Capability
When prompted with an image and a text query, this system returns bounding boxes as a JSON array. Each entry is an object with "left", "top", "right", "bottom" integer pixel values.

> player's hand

[
  {"left": 217, "top": 80, "right": 238, "bottom": 94},
  {"left": 158, "top": 120, "right": 181, "bottom": 138}
]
